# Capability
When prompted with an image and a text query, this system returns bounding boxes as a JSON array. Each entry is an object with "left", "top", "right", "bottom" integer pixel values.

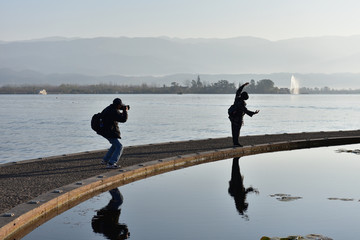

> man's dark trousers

[{"left": 231, "top": 122, "right": 241, "bottom": 145}]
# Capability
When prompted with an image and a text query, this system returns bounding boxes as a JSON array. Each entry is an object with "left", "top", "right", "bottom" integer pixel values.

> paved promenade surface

[{"left": 1, "top": 130, "right": 360, "bottom": 214}]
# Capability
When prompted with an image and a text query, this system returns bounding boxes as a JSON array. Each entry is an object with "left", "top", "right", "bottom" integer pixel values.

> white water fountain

[{"left": 290, "top": 75, "right": 300, "bottom": 94}]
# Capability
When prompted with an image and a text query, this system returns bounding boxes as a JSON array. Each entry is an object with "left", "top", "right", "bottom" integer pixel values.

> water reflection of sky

[{"left": 24, "top": 144, "right": 360, "bottom": 240}]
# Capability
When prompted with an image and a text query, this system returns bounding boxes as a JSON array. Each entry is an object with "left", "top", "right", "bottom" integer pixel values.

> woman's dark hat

[
  {"left": 241, "top": 92, "right": 249, "bottom": 100},
  {"left": 113, "top": 98, "right": 122, "bottom": 105}
]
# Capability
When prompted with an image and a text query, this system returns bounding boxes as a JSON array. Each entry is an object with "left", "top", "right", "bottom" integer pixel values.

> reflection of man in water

[
  {"left": 92, "top": 188, "right": 130, "bottom": 240},
  {"left": 228, "top": 157, "right": 259, "bottom": 220}
]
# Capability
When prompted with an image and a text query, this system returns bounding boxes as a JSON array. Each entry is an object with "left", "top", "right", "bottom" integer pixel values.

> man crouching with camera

[{"left": 100, "top": 98, "right": 129, "bottom": 169}]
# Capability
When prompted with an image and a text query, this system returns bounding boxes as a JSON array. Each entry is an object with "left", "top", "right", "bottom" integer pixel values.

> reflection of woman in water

[
  {"left": 228, "top": 157, "right": 259, "bottom": 220},
  {"left": 92, "top": 188, "right": 130, "bottom": 240}
]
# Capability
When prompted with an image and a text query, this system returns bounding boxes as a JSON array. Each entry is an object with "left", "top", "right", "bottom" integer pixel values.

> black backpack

[
  {"left": 228, "top": 104, "right": 236, "bottom": 116},
  {"left": 91, "top": 112, "right": 104, "bottom": 134}
]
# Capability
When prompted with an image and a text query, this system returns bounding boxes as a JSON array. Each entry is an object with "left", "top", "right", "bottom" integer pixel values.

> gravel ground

[{"left": 1, "top": 130, "right": 360, "bottom": 214}]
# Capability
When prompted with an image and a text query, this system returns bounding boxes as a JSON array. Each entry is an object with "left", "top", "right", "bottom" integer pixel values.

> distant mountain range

[{"left": 1, "top": 36, "right": 360, "bottom": 88}]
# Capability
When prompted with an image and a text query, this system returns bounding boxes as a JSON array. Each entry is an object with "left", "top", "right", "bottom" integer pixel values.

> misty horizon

[{"left": 3, "top": 34, "right": 360, "bottom": 43}]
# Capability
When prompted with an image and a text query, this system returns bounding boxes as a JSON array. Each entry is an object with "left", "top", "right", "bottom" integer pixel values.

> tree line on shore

[{"left": 0, "top": 77, "right": 359, "bottom": 94}]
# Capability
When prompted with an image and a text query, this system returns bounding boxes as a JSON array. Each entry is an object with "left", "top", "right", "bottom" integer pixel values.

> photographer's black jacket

[{"left": 101, "top": 104, "right": 128, "bottom": 139}]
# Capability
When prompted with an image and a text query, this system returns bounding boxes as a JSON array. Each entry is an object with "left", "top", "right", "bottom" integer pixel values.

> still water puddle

[{"left": 23, "top": 144, "right": 360, "bottom": 240}]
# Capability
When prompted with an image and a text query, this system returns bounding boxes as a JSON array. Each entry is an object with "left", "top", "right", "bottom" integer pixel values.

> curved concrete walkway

[{"left": 1, "top": 130, "right": 360, "bottom": 239}]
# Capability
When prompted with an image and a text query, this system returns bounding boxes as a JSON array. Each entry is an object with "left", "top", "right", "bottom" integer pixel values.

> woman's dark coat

[{"left": 229, "top": 85, "right": 256, "bottom": 126}]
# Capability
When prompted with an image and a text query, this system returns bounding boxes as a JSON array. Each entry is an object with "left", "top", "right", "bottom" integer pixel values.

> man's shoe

[
  {"left": 233, "top": 144, "right": 243, "bottom": 147},
  {"left": 101, "top": 160, "right": 108, "bottom": 165},
  {"left": 106, "top": 164, "right": 119, "bottom": 169}
]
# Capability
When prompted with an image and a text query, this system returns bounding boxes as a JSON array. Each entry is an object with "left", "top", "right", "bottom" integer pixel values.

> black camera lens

[{"left": 121, "top": 105, "right": 130, "bottom": 110}]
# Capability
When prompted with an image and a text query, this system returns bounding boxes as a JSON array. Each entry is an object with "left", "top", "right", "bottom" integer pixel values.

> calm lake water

[
  {"left": 0, "top": 94, "right": 360, "bottom": 164},
  {"left": 23, "top": 144, "right": 360, "bottom": 240}
]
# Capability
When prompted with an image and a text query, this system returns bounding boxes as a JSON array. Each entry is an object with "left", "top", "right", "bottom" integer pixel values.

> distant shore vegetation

[{"left": 0, "top": 77, "right": 359, "bottom": 94}]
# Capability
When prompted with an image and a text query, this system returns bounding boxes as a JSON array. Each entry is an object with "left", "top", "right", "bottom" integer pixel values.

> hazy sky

[{"left": 1, "top": 0, "right": 360, "bottom": 41}]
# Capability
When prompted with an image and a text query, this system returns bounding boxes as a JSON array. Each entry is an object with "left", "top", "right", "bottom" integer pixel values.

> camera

[{"left": 120, "top": 104, "right": 130, "bottom": 111}]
